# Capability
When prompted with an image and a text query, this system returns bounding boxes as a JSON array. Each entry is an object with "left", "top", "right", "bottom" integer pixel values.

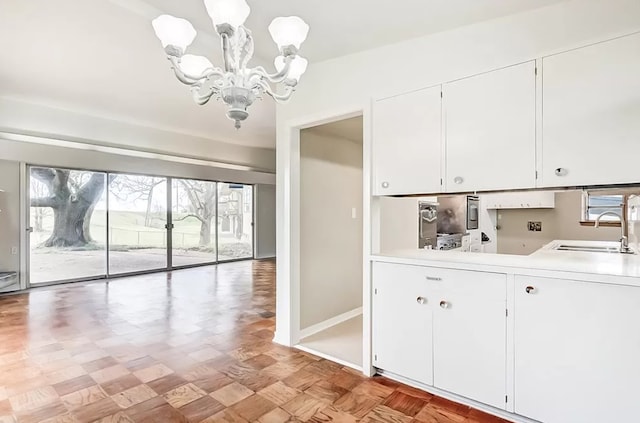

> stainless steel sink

[{"left": 554, "top": 245, "right": 620, "bottom": 253}]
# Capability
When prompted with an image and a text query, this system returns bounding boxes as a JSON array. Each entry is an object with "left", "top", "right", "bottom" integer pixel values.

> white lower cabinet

[
  {"left": 372, "top": 262, "right": 434, "bottom": 386},
  {"left": 514, "top": 276, "right": 640, "bottom": 423},
  {"left": 432, "top": 271, "right": 507, "bottom": 409},
  {"left": 372, "top": 262, "right": 507, "bottom": 408}
]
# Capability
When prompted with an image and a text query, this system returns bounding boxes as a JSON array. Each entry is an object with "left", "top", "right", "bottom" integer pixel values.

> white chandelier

[{"left": 152, "top": 0, "right": 309, "bottom": 129}]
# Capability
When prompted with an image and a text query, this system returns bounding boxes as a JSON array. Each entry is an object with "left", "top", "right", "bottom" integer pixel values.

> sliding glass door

[
  {"left": 171, "top": 178, "right": 217, "bottom": 267},
  {"left": 28, "top": 167, "right": 108, "bottom": 284},
  {"left": 217, "top": 183, "right": 253, "bottom": 261},
  {"left": 27, "top": 166, "right": 254, "bottom": 286},
  {"left": 108, "top": 174, "right": 168, "bottom": 275}
]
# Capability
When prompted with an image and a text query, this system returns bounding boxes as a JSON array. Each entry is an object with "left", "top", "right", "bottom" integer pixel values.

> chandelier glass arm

[
  {"left": 220, "top": 33, "right": 234, "bottom": 73},
  {"left": 167, "top": 55, "right": 226, "bottom": 85},
  {"left": 253, "top": 79, "right": 295, "bottom": 102},
  {"left": 247, "top": 56, "right": 293, "bottom": 84},
  {"left": 191, "top": 86, "right": 217, "bottom": 105}
]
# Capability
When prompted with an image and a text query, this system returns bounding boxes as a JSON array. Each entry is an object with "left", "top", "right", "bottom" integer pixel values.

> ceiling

[
  {"left": 308, "top": 117, "right": 364, "bottom": 144},
  {"left": 0, "top": 0, "right": 567, "bottom": 149}
]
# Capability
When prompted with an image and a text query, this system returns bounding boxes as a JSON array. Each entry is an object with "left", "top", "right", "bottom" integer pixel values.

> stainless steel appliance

[
  {"left": 467, "top": 195, "right": 480, "bottom": 230},
  {"left": 436, "top": 233, "right": 463, "bottom": 250},
  {"left": 437, "top": 195, "right": 480, "bottom": 233},
  {"left": 418, "top": 201, "right": 438, "bottom": 249}
]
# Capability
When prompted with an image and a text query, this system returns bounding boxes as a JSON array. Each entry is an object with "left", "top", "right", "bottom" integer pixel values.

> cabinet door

[
  {"left": 432, "top": 269, "right": 507, "bottom": 409},
  {"left": 514, "top": 276, "right": 640, "bottom": 423},
  {"left": 541, "top": 33, "right": 640, "bottom": 187},
  {"left": 373, "top": 86, "right": 442, "bottom": 196},
  {"left": 372, "top": 262, "right": 433, "bottom": 385},
  {"left": 444, "top": 62, "right": 536, "bottom": 192}
]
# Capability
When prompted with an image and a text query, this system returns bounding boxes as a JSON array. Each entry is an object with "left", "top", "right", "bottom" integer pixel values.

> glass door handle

[{"left": 26, "top": 227, "right": 34, "bottom": 233}]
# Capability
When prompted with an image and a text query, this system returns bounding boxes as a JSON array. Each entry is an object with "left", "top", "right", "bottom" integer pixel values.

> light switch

[
  {"left": 351, "top": 208, "right": 357, "bottom": 219},
  {"left": 11, "top": 247, "right": 18, "bottom": 255}
]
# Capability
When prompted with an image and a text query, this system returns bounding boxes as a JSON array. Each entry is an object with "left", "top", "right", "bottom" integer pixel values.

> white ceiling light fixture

[{"left": 151, "top": 0, "right": 309, "bottom": 129}]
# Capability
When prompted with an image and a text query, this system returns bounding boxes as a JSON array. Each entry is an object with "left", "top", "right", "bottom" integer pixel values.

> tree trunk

[
  {"left": 46, "top": 200, "right": 92, "bottom": 247},
  {"left": 31, "top": 169, "right": 107, "bottom": 248},
  {"left": 34, "top": 209, "right": 43, "bottom": 232},
  {"left": 144, "top": 186, "right": 155, "bottom": 227},
  {"left": 199, "top": 217, "right": 212, "bottom": 246},
  {"left": 82, "top": 202, "right": 97, "bottom": 243}
]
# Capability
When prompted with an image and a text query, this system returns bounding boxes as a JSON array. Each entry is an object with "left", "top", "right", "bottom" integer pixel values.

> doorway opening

[{"left": 295, "top": 115, "right": 364, "bottom": 369}]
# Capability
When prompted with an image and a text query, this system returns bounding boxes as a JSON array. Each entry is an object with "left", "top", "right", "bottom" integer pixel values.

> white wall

[
  {"left": 279, "top": 0, "right": 640, "bottom": 122},
  {"left": 0, "top": 160, "right": 20, "bottom": 292},
  {"left": 0, "top": 137, "right": 274, "bottom": 186},
  {"left": 255, "top": 184, "right": 276, "bottom": 259},
  {"left": 378, "top": 196, "right": 437, "bottom": 253},
  {"left": 0, "top": 97, "right": 276, "bottom": 172},
  {"left": 300, "top": 131, "right": 363, "bottom": 330},
  {"left": 275, "top": 0, "right": 640, "bottom": 344}
]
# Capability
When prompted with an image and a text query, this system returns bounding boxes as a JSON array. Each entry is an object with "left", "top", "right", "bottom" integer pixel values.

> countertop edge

[{"left": 369, "top": 249, "right": 640, "bottom": 288}]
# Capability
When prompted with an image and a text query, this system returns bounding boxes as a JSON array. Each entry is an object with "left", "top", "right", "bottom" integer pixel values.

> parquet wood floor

[{"left": 0, "top": 260, "right": 508, "bottom": 423}]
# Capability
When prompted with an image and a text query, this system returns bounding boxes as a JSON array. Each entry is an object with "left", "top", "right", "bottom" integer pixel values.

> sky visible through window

[{"left": 587, "top": 194, "right": 624, "bottom": 221}]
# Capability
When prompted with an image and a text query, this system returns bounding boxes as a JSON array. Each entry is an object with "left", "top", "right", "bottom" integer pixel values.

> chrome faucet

[{"left": 594, "top": 211, "right": 634, "bottom": 254}]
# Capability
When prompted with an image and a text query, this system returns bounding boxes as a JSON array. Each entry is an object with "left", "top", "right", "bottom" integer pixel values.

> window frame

[{"left": 580, "top": 191, "right": 627, "bottom": 227}]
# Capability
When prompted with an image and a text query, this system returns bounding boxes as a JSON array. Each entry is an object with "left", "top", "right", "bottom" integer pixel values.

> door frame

[{"left": 273, "top": 102, "right": 374, "bottom": 376}]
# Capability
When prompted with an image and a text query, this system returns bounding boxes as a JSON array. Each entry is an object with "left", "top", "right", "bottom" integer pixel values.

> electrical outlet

[
  {"left": 10, "top": 246, "right": 18, "bottom": 255},
  {"left": 528, "top": 221, "right": 542, "bottom": 232}
]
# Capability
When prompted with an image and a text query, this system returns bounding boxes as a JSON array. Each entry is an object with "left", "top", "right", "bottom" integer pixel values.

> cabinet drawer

[{"left": 418, "top": 267, "right": 506, "bottom": 300}]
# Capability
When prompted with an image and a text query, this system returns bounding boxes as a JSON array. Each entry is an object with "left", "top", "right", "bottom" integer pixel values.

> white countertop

[{"left": 371, "top": 240, "right": 640, "bottom": 286}]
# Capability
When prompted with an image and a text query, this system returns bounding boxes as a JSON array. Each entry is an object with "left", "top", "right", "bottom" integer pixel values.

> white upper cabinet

[
  {"left": 372, "top": 86, "right": 442, "bottom": 196},
  {"left": 514, "top": 276, "right": 640, "bottom": 423},
  {"left": 541, "top": 33, "right": 640, "bottom": 187},
  {"left": 372, "top": 262, "right": 434, "bottom": 386},
  {"left": 444, "top": 61, "right": 536, "bottom": 193},
  {"left": 483, "top": 191, "right": 555, "bottom": 209}
]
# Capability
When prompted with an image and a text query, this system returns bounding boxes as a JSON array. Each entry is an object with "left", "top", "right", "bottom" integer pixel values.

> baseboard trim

[
  {"left": 295, "top": 344, "right": 363, "bottom": 373},
  {"left": 378, "top": 370, "right": 536, "bottom": 423},
  {"left": 298, "top": 307, "right": 363, "bottom": 340}
]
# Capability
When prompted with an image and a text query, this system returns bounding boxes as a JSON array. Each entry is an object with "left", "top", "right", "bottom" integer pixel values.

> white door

[
  {"left": 444, "top": 61, "right": 536, "bottom": 192},
  {"left": 372, "top": 262, "right": 433, "bottom": 385},
  {"left": 432, "top": 269, "right": 507, "bottom": 409},
  {"left": 514, "top": 276, "right": 640, "bottom": 423},
  {"left": 372, "top": 86, "right": 442, "bottom": 196},
  {"left": 541, "top": 33, "right": 640, "bottom": 187}
]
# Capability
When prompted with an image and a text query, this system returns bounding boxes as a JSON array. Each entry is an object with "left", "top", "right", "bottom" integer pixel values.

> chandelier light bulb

[
  {"left": 269, "top": 16, "right": 309, "bottom": 50},
  {"left": 204, "top": 0, "right": 251, "bottom": 29},
  {"left": 151, "top": 15, "right": 197, "bottom": 50},
  {"left": 180, "top": 54, "right": 214, "bottom": 76},
  {"left": 275, "top": 55, "right": 308, "bottom": 81},
  {"left": 151, "top": 2, "right": 310, "bottom": 128}
]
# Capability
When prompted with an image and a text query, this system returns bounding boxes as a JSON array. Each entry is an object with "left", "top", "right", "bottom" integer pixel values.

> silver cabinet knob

[
  {"left": 439, "top": 300, "right": 450, "bottom": 309},
  {"left": 555, "top": 168, "right": 568, "bottom": 177},
  {"left": 381, "top": 181, "right": 390, "bottom": 188},
  {"left": 425, "top": 276, "right": 442, "bottom": 281},
  {"left": 525, "top": 286, "right": 536, "bottom": 294},
  {"left": 416, "top": 296, "right": 426, "bottom": 305},
  {"left": 453, "top": 176, "right": 464, "bottom": 185}
]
